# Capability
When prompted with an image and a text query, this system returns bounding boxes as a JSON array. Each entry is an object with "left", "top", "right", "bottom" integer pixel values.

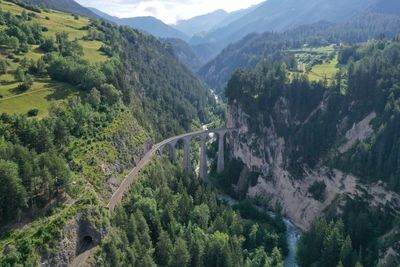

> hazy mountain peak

[
  {"left": 174, "top": 9, "right": 230, "bottom": 36},
  {"left": 89, "top": 7, "right": 189, "bottom": 41}
]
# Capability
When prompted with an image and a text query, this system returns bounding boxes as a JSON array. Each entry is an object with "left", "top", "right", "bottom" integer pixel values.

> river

[
  {"left": 218, "top": 194, "right": 301, "bottom": 267},
  {"left": 200, "top": 124, "right": 301, "bottom": 266}
]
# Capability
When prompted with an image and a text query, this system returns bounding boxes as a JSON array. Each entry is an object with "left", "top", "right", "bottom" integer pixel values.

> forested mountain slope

[
  {"left": 224, "top": 38, "right": 400, "bottom": 266},
  {"left": 20, "top": 0, "right": 100, "bottom": 18},
  {"left": 200, "top": 14, "right": 400, "bottom": 94},
  {"left": 164, "top": 38, "right": 204, "bottom": 71},
  {"left": 0, "top": 1, "right": 218, "bottom": 265}
]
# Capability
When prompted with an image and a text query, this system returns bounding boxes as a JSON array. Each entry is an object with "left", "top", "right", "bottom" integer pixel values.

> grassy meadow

[
  {"left": 288, "top": 45, "right": 340, "bottom": 83},
  {"left": 0, "top": 1, "right": 108, "bottom": 117}
]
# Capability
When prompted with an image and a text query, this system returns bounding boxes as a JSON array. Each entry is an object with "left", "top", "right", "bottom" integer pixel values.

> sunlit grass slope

[{"left": 0, "top": 1, "right": 108, "bottom": 117}]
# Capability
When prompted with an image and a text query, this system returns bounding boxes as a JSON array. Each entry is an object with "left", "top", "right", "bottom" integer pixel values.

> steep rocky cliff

[
  {"left": 222, "top": 40, "right": 400, "bottom": 265},
  {"left": 227, "top": 100, "right": 400, "bottom": 230}
]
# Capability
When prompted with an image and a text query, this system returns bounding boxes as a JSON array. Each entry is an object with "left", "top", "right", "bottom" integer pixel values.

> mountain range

[
  {"left": 25, "top": 0, "right": 400, "bottom": 82},
  {"left": 192, "top": 0, "right": 400, "bottom": 52},
  {"left": 89, "top": 7, "right": 189, "bottom": 41},
  {"left": 87, "top": 0, "right": 400, "bottom": 64},
  {"left": 199, "top": 13, "right": 400, "bottom": 94}
]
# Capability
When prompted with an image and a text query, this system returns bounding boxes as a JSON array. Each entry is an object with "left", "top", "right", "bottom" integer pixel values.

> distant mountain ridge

[
  {"left": 89, "top": 7, "right": 189, "bottom": 41},
  {"left": 87, "top": 0, "right": 400, "bottom": 71},
  {"left": 196, "top": 0, "right": 383, "bottom": 51},
  {"left": 209, "top": 2, "right": 264, "bottom": 31},
  {"left": 199, "top": 13, "right": 400, "bottom": 94},
  {"left": 174, "top": 9, "right": 229, "bottom": 36},
  {"left": 161, "top": 0, "right": 400, "bottom": 65},
  {"left": 87, "top": 6, "right": 118, "bottom": 22},
  {"left": 369, "top": 0, "right": 400, "bottom": 15},
  {"left": 22, "top": 0, "right": 100, "bottom": 18}
]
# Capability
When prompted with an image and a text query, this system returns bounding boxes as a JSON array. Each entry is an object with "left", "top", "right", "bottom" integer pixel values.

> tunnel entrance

[{"left": 77, "top": 235, "right": 94, "bottom": 255}]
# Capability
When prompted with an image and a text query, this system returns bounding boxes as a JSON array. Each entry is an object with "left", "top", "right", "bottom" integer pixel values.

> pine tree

[
  {"left": 340, "top": 236, "right": 353, "bottom": 267},
  {"left": 169, "top": 237, "right": 190, "bottom": 267},
  {"left": 0, "top": 160, "right": 28, "bottom": 223},
  {"left": 156, "top": 231, "right": 173, "bottom": 266},
  {"left": 271, "top": 247, "right": 284, "bottom": 267}
]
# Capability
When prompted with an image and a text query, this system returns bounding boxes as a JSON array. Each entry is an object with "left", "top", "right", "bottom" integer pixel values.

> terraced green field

[
  {"left": 308, "top": 56, "right": 339, "bottom": 82},
  {"left": 287, "top": 45, "right": 340, "bottom": 83},
  {"left": 0, "top": 1, "right": 108, "bottom": 117}
]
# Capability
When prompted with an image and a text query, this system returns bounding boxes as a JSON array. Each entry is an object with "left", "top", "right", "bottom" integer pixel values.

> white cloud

[{"left": 76, "top": 0, "right": 265, "bottom": 24}]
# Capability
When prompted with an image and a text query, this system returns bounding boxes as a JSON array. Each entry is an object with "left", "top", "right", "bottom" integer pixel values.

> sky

[{"left": 75, "top": 0, "right": 265, "bottom": 24}]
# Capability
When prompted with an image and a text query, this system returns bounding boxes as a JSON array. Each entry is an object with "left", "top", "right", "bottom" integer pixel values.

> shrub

[
  {"left": 15, "top": 66, "right": 26, "bottom": 82},
  {"left": 19, "top": 43, "right": 29, "bottom": 53},
  {"left": 39, "top": 37, "right": 56, "bottom": 52},
  {"left": 17, "top": 74, "right": 34, "bottom": 91},
  {"left": 100, "top": 84, "right": 121, "bottom": 105},
  {"left": 87, "top": 87, "right": 101, "bottom": 107},
  {"left": 27, "top": 108, "right": 39, "bottom": 117},
  {"left": 308, "top": 181, "right": 326, "bottom": 201},
  {"left": 0, "top": 59, "right": 7, "bottom": 74},
  {"left": 28, "top": 12, "right": 37, "bottom": 18},
  {"left": 99, "top": 45, "right": 113, "bottom": 57}
]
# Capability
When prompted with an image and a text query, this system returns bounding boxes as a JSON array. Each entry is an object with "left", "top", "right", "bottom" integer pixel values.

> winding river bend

[{"left": 218, "top": 194, "right": 301, "bottom": 267}]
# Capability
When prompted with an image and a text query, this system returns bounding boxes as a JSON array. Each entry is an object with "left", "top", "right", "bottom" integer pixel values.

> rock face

[
  {"left": 338, "top": 111, "right": 376, "bottom": 154},
  {"left": 42, "top": 214, "right": 107, "bottom": 267},
  {"left": 227, "top": 101, "right": 400, "bottom": 231}
]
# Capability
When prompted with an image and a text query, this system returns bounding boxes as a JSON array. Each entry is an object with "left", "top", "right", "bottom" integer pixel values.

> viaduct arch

[
  {"left": 156, "top": 128, "right": 237, "bottom": 182},
  {"left": 71, "top": 128, "right": 237, "bottom": 267}
]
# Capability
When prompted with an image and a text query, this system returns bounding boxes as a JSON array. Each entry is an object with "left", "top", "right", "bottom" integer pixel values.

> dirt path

[
  {"left": 69, "top": 248, "right": 95, "bottom": 267},
  {"left": 0, "top": 88, "right": 50, "bottom": 101}
]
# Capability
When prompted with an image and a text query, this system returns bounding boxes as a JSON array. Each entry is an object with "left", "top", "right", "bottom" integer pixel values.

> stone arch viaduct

[
  {"left": 156, "top": 128, "right": 237, "bottom": 182},
  {"left": 71, "top": 128, "right": 237, "bottom": 267}
]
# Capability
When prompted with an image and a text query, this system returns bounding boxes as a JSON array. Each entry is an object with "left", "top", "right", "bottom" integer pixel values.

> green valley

[{"left": 1, "top": 0, "right": 400, "bottom": 266}]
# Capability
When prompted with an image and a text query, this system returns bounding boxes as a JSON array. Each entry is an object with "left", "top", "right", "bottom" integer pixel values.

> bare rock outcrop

[
  {"left": 226, "top": 102, "right": 400, "bottom": 231},
  {"left": 42, "top": 214, "right": 107, "bottom": 267}
]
